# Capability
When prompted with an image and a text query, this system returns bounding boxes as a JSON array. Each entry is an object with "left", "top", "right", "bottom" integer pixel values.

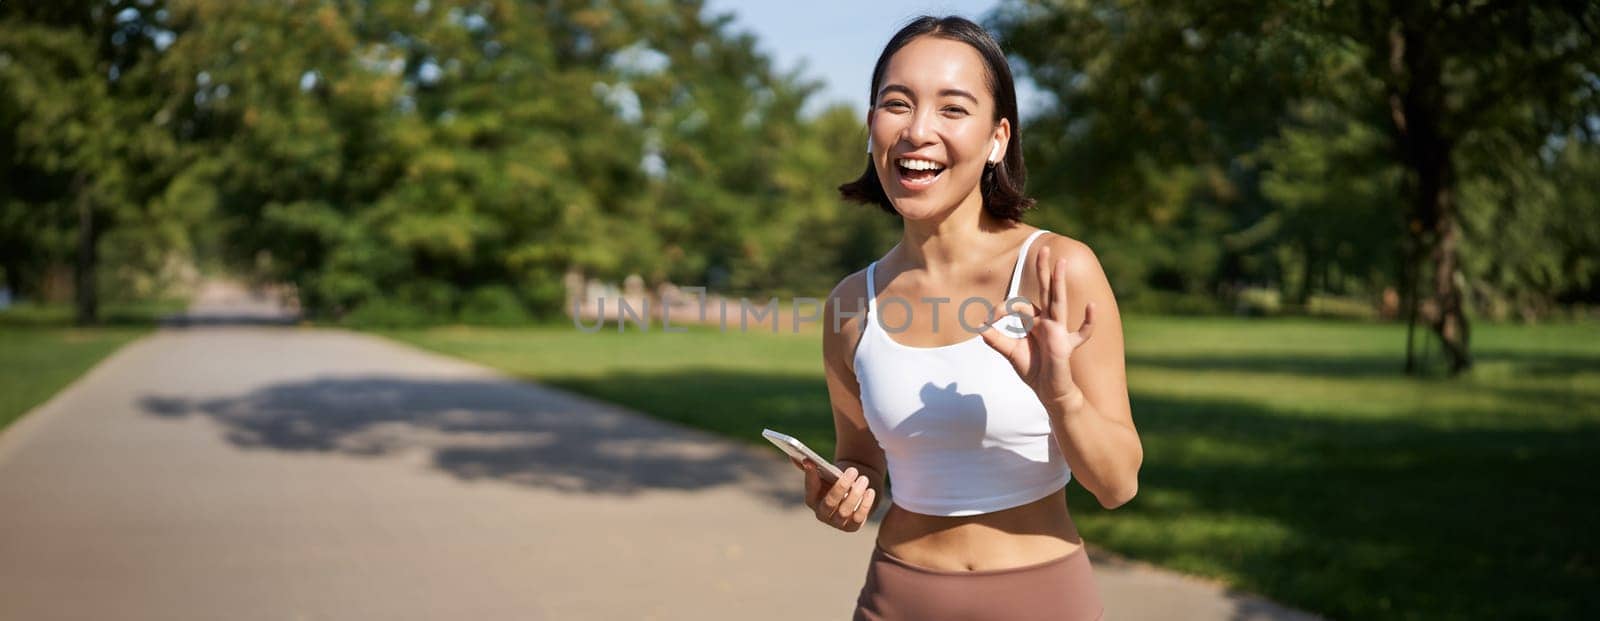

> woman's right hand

[{"left": 791, "top": 458, "right": 876, "bottom": 532}]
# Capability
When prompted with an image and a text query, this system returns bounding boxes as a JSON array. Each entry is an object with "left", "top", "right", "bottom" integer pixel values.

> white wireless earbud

[
  {"left": 866, "top": 137, "right": 873, "bottom": 154},
  {"left": 988, "top": 140, "right": 1001, "bottom": 164}
]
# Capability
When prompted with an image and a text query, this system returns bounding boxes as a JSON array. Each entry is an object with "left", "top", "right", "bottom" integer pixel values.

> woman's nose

[{"left": 904, "top": 107, "right": 937, "bottom": 146}]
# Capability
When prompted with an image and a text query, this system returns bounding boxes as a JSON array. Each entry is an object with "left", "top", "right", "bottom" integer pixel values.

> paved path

[{"left": 0, "top": 282, "right": 1321, "bottom": 620}]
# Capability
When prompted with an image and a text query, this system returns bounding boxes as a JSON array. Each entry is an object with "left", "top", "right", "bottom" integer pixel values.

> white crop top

[{"left": 852, "top": 229, "right": 1071, "bottom": 517}]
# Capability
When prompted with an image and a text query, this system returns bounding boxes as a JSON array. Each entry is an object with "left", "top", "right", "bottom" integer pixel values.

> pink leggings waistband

[{"left": 854, "top": 544, "right": 1104, "bottom": 621}]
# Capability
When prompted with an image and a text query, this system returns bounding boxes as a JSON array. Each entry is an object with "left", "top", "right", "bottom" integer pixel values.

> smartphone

[{"left": 761, "top": 428, "right": 844, "bottom": 483}]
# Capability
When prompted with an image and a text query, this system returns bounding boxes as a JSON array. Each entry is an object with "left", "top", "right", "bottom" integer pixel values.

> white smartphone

[{"left": 761, "top": 428, "right": 844, "bottom": 483}]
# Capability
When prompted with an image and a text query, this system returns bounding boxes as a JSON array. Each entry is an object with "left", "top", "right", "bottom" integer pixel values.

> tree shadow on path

[{"left": 139, "top": 375, "right": 803, "bottom": 508}]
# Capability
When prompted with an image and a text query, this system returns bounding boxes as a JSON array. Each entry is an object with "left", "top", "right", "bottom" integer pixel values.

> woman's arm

[
  {"left": 825, "top": 355, "right": 887, "bottom": 509},
  {"left": 981, "top": 236, "right": 1142, "bottom": 510},
  {"left": 1044, "top": 238, "right": 1141, "bottom": 509},
  {"left": 822, "top": 272, "right": 888, "bottom": 504},
  {"left": 789, "top": 272, "right": 886, "bottom": 532}
]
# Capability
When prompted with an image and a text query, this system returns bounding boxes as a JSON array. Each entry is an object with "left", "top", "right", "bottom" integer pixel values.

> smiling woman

[
  {"left": 785, "top": 14, "right": 1141, "bottom": 621},
  {"left": 838, "top": 17, "right": 1034, "bottom": 223}
]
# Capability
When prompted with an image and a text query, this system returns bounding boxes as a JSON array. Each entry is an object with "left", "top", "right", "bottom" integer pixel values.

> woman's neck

[{"left": 892, "top": 191, "right": 1019, "bottom": 278}]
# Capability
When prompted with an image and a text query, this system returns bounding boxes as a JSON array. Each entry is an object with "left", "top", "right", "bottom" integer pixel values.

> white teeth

[{"left": 897, "top": 158, "right": 945, "bottom": 171}]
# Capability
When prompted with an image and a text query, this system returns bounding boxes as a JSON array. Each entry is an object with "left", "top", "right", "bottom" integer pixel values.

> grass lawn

[
  {"left": 0, "top": 302, "right": 180, "bottom": 432},
  {"left": 383, "top": 316, "right": 1600, "bottom": 620}
]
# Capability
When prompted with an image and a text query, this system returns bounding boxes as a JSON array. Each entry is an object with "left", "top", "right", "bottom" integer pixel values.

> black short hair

[{"left": 838, "top": 15, "right": 1035, "bottom": 221}]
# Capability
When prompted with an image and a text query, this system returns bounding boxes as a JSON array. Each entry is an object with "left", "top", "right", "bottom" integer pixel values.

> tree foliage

[
  {"left": 994, "top": 0, "right": 1600, "bottom": 373},
  {"left": 1, "top": 0, "right": 190, "bottom": 322},
  {"left": 1, "top": 0, "right": 896, "bottom": 323}
]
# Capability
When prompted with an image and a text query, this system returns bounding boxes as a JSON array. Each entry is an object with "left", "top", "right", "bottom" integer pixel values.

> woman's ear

[{"left": 990, "top": 119, "right": 1012, "bottom": 163}]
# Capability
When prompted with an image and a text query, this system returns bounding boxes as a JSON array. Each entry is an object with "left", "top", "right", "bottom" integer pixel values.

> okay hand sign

[{"left": 979, "top": 243, "right": 1095, "bottom": 410}]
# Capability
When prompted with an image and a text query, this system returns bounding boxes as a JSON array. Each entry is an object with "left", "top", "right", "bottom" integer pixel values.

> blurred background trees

[
  {"left": 994, "top": 0, "right": 1599, "bottom": 373},
  {"left": 2, "top": 0, "right": 1595, "bottom": 375},
  {"left": 0, "top": 0, "right": 190, "bottom": 324},
  {"left": 2, "top": 0, "right": 892, "bottom": 327}
]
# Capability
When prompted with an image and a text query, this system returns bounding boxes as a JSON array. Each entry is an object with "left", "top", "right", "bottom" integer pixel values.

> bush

[
  {"left": 342, "top": 298, "right": 432, "bottom": 328},
  {"left": 521, "top": 277, "right": 568, "bottom": 320},
  {"left": 395, "top": 281, "right": 456, "bottom": 317},
  {"left": 459, "top": 286, "right": 531, "bottom": 325}
]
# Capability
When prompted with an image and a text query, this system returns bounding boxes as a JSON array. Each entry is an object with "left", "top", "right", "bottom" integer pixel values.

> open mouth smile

[{"left": 895, "top": 157, "right": 946, "bottom": 191}]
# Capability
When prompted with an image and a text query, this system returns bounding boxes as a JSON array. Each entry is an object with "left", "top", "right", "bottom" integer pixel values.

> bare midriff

[{"left": 875, "top": 488, "right": 1083, "bottom": 572}]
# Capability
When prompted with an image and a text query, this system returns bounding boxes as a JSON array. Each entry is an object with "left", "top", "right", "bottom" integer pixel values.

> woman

[{"left": 788, "top": 16, "right": 1142, "bottom": 621}]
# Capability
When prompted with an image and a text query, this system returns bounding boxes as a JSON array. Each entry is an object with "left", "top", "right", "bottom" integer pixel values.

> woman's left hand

[{"left": 979, "top": 243, "right": 1095, "bottom": 410}]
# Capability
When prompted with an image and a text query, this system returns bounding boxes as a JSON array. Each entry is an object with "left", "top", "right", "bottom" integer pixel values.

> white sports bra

[{"left": 853, "top": 229, "right": 1072, "bottom": 517}]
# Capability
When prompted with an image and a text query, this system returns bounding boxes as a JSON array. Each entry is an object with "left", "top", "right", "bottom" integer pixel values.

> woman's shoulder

[
  {"left": 821, "top": 268, "right": 872, "bottom": 370},
  {"left": 1034, "top": 230, "right": 1103, "bottom": 275},
  {"left": 1015, "top": 229, "right": 1109, "bottom": 300},
  {"left": 824, "top": 268, "right": 871, "bottom": 329},
  {"left": 827, "top": 267, "right": 870, "bottom": 302}
]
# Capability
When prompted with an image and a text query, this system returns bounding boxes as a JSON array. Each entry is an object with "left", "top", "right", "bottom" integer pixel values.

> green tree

[
  {"left": 995, "top": 0, "right": 1600, "bottom": 374},
  {"left": 4, "top": 0, "right": 934, "bottom": 325},
  {"left": 1457, "top": 134, "right": 1600, "bottom": 321},
  {"left": 0, "top": 0, "right": 189, "bottom": 323}
]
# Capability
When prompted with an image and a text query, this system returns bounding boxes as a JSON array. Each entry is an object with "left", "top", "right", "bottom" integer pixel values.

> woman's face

[{"left": 869, "top": 35, "right": 1008, "bottom": 221}]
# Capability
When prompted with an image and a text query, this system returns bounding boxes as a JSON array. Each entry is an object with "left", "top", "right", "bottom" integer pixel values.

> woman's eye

[
  {"left": 942, "top": 106, "right": 969, "bottom": 116},
  {"left": 880, "top": 100, "right": 909, "bottom": 111}
]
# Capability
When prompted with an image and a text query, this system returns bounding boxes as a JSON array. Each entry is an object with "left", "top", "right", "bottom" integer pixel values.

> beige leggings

[{"left": 853, "top": 543, "right": 1104, "bottom": 621}]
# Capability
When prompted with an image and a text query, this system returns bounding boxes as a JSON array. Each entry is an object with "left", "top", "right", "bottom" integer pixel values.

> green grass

[
  {"left": 382, "top": 316, "right": 1600, "bottom": 620},
  {"left": 0, "top": 301, "right": 180, "bottom": 432}
]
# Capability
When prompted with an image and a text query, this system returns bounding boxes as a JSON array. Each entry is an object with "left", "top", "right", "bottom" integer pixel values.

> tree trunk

[
  {"left": 1403, "top": 235, "right": 1419, "bottom": 374},
  {"left": 1386, "top": 16, "right": 1472, "bottom": 375},
  {"left": 1428, "top": 172, "right": 1472, "bottom": 374},
  {"left": 1411, "top": 138, "right": 1472, "bottom": 374},
  {"left": 1297, "top": 240, "right": 1315, "bottom": 307},
  {"left": 73, "top": 175, "right": 98, "bottom": 326}
]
